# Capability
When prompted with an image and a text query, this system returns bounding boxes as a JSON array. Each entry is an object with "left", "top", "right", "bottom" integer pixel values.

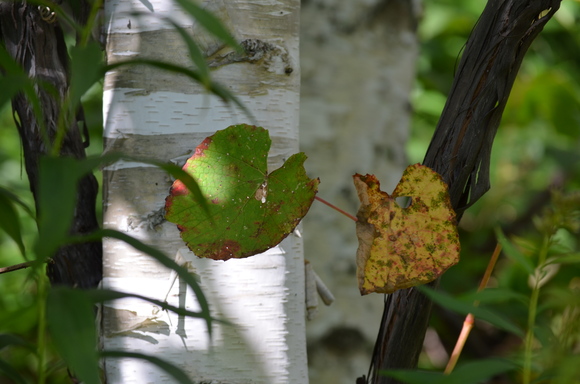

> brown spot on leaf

[
  {"left": 254, "top": 182, "right": 267, "bottom": 203},
  {"left": 211, "top": 240, "right": 242, "bottom": 261}
]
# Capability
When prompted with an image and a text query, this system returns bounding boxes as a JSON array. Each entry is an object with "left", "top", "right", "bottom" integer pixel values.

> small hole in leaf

[{"left": 395, "top": 196, "right": 412, "bottom": 208}]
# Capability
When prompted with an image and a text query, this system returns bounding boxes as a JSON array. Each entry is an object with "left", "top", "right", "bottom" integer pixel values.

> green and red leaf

[{"left": 165, "top": 124, "right": 319, "bottom": 260}]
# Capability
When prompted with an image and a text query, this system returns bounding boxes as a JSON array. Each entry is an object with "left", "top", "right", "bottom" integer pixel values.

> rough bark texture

[
  {"left": 0, "top": 2, "right": 102, "bottom": 288},
  {"left": 102, "top": 1, "right": 306, "bottom": 382},
  {"left": 366, "top": 1, "right": 562, "bottom": 383},
  {"left": 299, "top": 1, "right": 420, "bottom": 382}
]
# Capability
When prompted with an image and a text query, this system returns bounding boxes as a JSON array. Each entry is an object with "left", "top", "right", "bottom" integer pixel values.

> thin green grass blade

[{"left": 101, "top": 350, "right": 195, "bottom": 384}]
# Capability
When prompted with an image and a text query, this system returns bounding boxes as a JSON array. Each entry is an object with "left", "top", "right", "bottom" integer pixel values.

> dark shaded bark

[
  {"left": 363, "top": 1, "right": 562, "bottom": 383},
  {"left": 0, "top": 2, "right": 101, "bottom": 288}
]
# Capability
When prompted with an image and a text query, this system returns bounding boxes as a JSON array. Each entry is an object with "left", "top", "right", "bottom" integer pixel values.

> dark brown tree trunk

[
  {"left": 0, "top": 2, "right": 101, "bottom": 288},
  {"left": 364, "top": 1, "right": 562, "bottom": 383}
]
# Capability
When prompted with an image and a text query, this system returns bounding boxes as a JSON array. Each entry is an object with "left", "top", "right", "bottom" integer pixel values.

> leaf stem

[{"left": 314, "top": 196, "right": 357, "bottom": 222}]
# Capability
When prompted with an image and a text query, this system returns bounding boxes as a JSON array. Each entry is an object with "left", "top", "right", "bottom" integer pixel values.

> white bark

[
  {"left": 299, "top": 1, "right": 420, "bottom": 382},
  {"left": 101, "top": 1, "right": 306, "bottom": 383}
]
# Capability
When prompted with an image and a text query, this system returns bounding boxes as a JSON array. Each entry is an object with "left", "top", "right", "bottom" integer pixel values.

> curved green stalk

[{"left": 522, "top": 234, "right": 550, "bottom": 384}]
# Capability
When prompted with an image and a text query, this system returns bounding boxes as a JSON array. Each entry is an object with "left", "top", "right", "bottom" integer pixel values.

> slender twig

[
  {"left": 0, "top": 261, "right": 33, "bottom": 274},
  {"left": 477, "top": 242, "right": 503, "bottom": 293},
  {"left": 444, "top": 313, "right": 475, "bottom": 374},
  {"left": 444, "top": 242, "right": 502, "bottom": 374},
  {"left": 314, "top": 196, "right": 358, "bottom": 222}
]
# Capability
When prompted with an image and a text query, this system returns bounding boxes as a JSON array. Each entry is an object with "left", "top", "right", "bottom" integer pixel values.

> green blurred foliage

[
  {"left": 2, "top": 0, "right": 580, "bottom": 383},
  {"left": 0, "top": 82, "right": 105, "bottom": 384},
  {"left": 410, "top": 1, "right": 580, "bottom": 381}
]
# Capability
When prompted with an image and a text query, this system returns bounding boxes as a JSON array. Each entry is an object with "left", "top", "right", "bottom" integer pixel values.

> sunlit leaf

[
  {"left": 165, "top": 124, "right": 319, "bottom": 260},
  {"left": 353, "top": 164, "right": 460, "bottom": 294}
]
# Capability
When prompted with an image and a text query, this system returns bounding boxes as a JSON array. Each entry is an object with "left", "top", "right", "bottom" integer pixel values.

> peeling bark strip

[
  {"left": 365, "top": 1, "right": 561, "bottom": 383},
  {"left": 0, "top": 3, "right": 102, "bottom": 288}
]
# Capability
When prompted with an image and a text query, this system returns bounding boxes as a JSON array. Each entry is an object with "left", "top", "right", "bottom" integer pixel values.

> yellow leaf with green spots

[{"left": 353, "top": 163, "right": 460, "bottom": 295}]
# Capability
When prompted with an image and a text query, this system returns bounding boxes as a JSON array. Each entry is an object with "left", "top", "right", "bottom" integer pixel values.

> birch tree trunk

[
  {"left": 101, "top": 1, "right": 306, "bottom": 383},
  {"left": 300, "top": 1, "right": 420, "bottom": 382}
]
